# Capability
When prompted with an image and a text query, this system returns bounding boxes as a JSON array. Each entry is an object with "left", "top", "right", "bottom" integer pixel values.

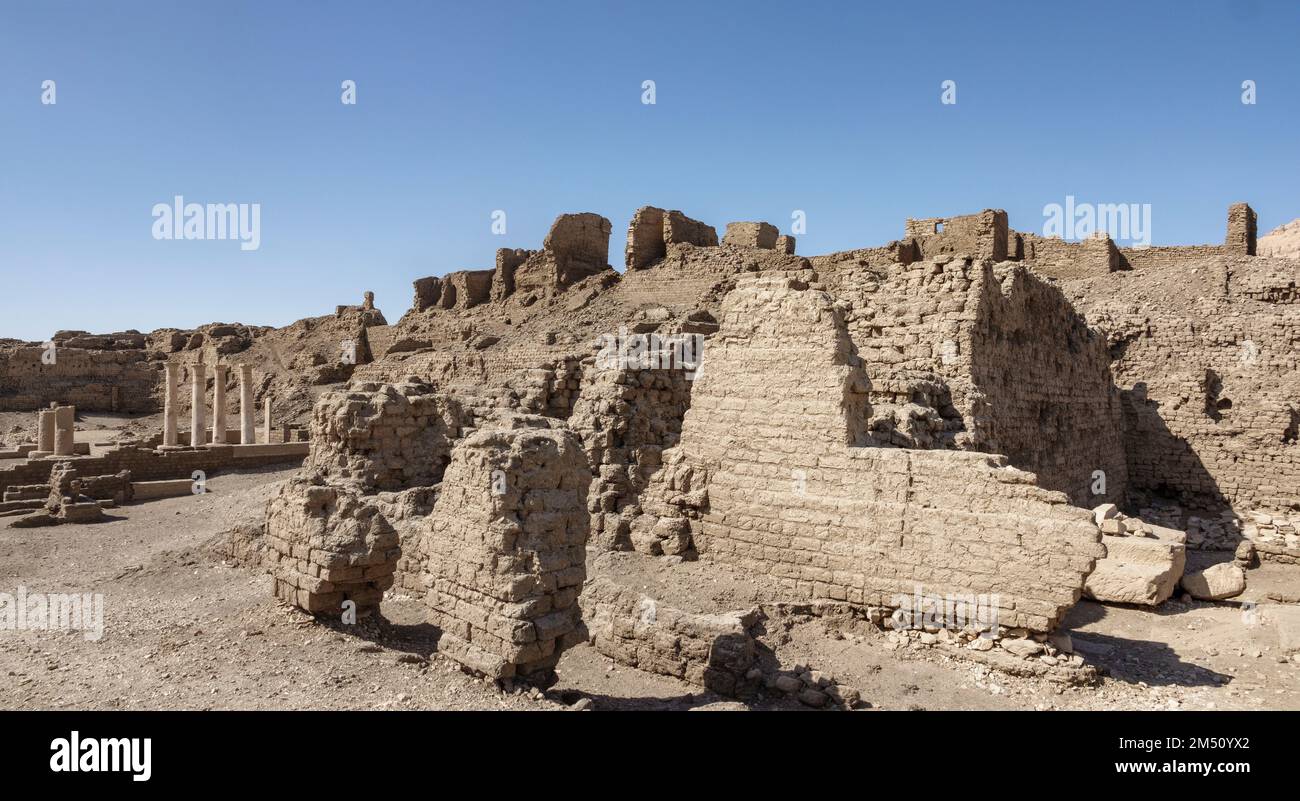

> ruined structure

[
  {"left": 7, "top": 197, "right": 1290, "bottom": 694},
  {"left": 244, "top": 201, "right": 1298, "bottom": 686},
  {"left": 264, "top": 378, "right": 590, "bottom": 681}
]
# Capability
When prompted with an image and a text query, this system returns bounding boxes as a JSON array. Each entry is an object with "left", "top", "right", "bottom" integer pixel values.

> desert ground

[{"left": 4, "top": 453, "right": 1297, "bottom": 712}]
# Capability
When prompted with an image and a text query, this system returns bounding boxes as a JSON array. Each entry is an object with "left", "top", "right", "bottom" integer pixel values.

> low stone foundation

[{"left": 581, "top": 576, "right": 758, "bottom": 696}]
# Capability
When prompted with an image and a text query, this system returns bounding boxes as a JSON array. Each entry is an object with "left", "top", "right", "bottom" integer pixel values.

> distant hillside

[{"left": 1258, "top": 218, "right": 1300, "bottom": 258}]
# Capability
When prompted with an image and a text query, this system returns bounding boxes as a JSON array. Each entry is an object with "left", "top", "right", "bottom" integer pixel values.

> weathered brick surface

[
  {"left": 305, "top": 380, "right": 465, "bottom": 491},
  {"left": 266, "top": 478, "right": 400, "bottom": 613},
  {"left": 905, "top": 210, "right": 1008, "bottom": 262},
  {"left": 809, "top": 254, "right": 1127, "bottom": 506},
  {"left": 722, "top": 221, "right": 779, "bottom": 249},
  {"left": 568, "top": 363, "right": 692, "bottom": 550},
  {"left": 581, "top": 577, "right": 756, "bottom": 695},
  {"left": 625, "top": 206, "right": 718, "bottom": 269},
  {"left": 1063, "top": 254, "right": 1300, "bottom": 519},
  {"left": 632, "top": 273, "right": 1104, "bottom": 631},
  {"left": 0, "top": 334, "right": 156, "bottom": 412},
  {"left": 422, "top": 422, "right": 590, "bottom": 680}
]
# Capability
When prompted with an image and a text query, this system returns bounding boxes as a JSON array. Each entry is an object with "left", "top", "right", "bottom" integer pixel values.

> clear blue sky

[{"left": 2, "top": 1, "right": 1297, "bottom": 342}]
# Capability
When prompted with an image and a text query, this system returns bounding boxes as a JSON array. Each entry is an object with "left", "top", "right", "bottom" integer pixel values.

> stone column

[
  {"left": 238, "top": 365, "right": 255, "bottom": 444},
  {"left": 263, "top": 397, "right": 272, "bottom": 444},
  {"left": 190, "top": 362, "right": 207, "bottom": 447},
  {"left": 211, "top": 364, "right": 228, "bottom": 444},
  {"left": 162, "top": 362, "right": 180, "bottom": 447},
  {"left": 35, "top": 408, "right": 56, "bottom": 455},
  {"left": 53, "top": 405, "right": 75, "bottom": 456}
]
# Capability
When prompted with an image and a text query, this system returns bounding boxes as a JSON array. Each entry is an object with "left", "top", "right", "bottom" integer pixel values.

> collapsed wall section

[
  {"left": 625, "top": 206, "right": 718, "bottom": 269},
  {"left": 304, "top": 380, "right": 466, "bottom": 491},
  {"left": 817, "top": 253, "right": 1126, "bottom": 505},
  {"left": 266, "top": 379, "right": 594, "bottom": 681},
  {"left": 633, "top": 273, "right": 1104, "bottom": 631},
  {"left": 266, "top": 380, "right": 462, "bottom": 613},
  {"left": 266, "top": 478, "right": 401, "bottom": 612},
  {"left": 568, "top": 360, "right": 694, "bottom": 550}
]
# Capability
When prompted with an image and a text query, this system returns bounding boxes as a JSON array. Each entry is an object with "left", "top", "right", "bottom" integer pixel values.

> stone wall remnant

[
  {"left": 625, "top": 206, "right": 718, "bottom": 269},
  {"left": 422, "top": 420, "right": 591, "bottom": 682},
  {"left": 722, "top": 221, "right": 779, "bottom": 249},
  {"left": 632, "top": 272, "right": 1105, "bottom": 631}
]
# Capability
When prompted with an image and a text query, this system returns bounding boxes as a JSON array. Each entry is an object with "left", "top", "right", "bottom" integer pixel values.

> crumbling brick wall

[
  {"left": 632, "top": 273, "right": 1104, "bottom": 631},
  {"left": 511, "top": 212, "right": 612, "bottom": 293},
  {"left": 568, "top": 361, "right": 694, "bottom": 550},
  {"left": 266, "top": 377, "right": 594, "bottom": 681},
  {"left": 304, "top": 381, "right": 466, "bottom": 491},
  {"left": 1065, "top": 255, "right": 1300, "bottom": 517},
  {"left": 266, "top": 478, "right": 401, "bottom": 612},
  {"left": 0, "top": 333, "right": 156, "bottom": 412},
  {"left": 625, "top": 206, "right": 718, "bottom": 269},
  {"left": 422, "top": 420, "right": 591, "bottom": 681},
  {"left": 267, "top": 380, "right": 464, "bottom": 613},
  {"left": 1227, "top": 202, "right": 1257, "bottom": 256},
  {"left": 966, "top": 264, "right": 1128, "bottom": 505},
  {"left": 446, "top": 270, "right": 494, "bottom": 309},
  {"left": 490, "top": 248, "right": 532, "bottom": 301},
  {"left": 407, "top": 214, "right": 614, "bottom": 312},
  {"left": 1020, "top": 233, "right": 1121, "bottom": 280},
  {"left": 905, "top": 210, "right": 1008, "bottom": 262},
  {"left": 816, "top": 253, "right": 1126, "bottom": 505},
  {"left": 722, "top": 221, "right": 779, "bottom": 249},
  {"left": 412, "top": 277, "right": 443, "bottom": 312},
  {"left": 581, "top": 576, "right": 756, "bottom": 696}
]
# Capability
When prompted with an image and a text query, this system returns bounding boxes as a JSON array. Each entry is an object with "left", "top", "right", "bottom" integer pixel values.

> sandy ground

[{"left": 1, "top": 466, "right": 1298, "bottom": 711}]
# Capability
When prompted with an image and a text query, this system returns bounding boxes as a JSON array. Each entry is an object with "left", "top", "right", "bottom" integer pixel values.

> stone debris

[
  {"left": 1084, "top": 507, "right": 1186, "bottom": 606},
  {"left": 1180, "top": 562, "right": 1247, "bottom": 601}
]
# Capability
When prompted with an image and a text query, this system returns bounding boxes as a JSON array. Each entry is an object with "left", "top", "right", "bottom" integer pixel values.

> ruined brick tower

[{"left": 1226, "top": 202, "right": 1257, "bottom": 256}]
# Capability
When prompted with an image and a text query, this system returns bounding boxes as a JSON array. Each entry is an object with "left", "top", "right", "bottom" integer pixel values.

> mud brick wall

[
  {"left": 389, "top": 486, "right": 439, "bottom": 595},
  {"left": 1226, "top": 202, "right": 1257, "bottom": 256},
  {"left": 905, "top": 210, "right": 1008, "bottom": 262},
  {"left": 625, "top": 206, "right": 717, "bottom": 269},
  {"left": 1120, "top": 244, "right": 1229, "bottom": 271},
  {"left": 270, "top": 381, "right": 466, "bottom": 612},
  {"left": 821, "top": 255, "right": 1126, "bottom": 505},
  {"left": 509, "top": 213, "right": 612, "bottom": 295},
  {"left": 0, "top": 342, "right": 157, "bottom": 412},
  {"left": 412, "top": 276, "right": 443, "bottom": 312},
  {"left": 581, "top": 577, "right": 757, "bottom": 696},
  {"left": 265, "top": 478, "right": 400, "bottom": 613},
  {"left": 305, "top": 380, "right": 466, "bottom": 491},
  {"left": 568, "top": 362, "right": 693, "bottom": 550},
  {"left": 446, "top": 270, "right": 494, "bottom": 309},
  {"left": 422, "top": 422, "right": 591, "bottom": 681},
  {"left": 1021, "top": 233, "right": 1120, "bottom": 280},
  {"left": 966, "top": 264, "right": 1128, "bottom": 505},
  {"left": 1067, "top": 255, "right": 1300, "bottom": 515},
  {"left": 722, "top": 221, "right": 779, "bottom": 249},
  {"left": 491, "top": 248, "right": 533, "bottom": 301},
  {"left": 634, "top": 273, "right": 1104, "bottom": 631}
]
